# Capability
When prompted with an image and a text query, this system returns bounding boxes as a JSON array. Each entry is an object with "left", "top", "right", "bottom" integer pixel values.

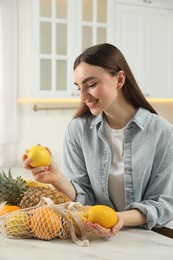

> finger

[
  {"left": 31, "top": 166, "right": 50, "bottom": 176},
  {"left": 111, "top": 217, "right": 124, "bottom": 234},
  {"left": 23, "top": 157, "right": 33, "bottom": 169},
  {"left": 22, "top": 154, "right": 27, "bottom": 161},
  {"left": 32, "top": 171, "right": 51, "bottom": 183},
  {"left": 45, "top": 147, "right": 52, "bottom": 156},
  {"left": 85, "top": 222, "right": 113, "bottom": 237},
  {"left": 92, "top": 223, "right": 112, "bottom": 235}
]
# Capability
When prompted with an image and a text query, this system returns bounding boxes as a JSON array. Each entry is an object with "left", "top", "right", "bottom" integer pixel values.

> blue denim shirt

[{"left": 61, "top": 107, "right": 173, "bottom": 229}]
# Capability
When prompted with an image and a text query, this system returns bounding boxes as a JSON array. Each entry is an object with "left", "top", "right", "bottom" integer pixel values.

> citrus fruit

[
  {"left": 85, "top": 205, "right": 118, "bottom": 228},
  {"left": 25, "top": 145, "right": 51, "bottom": 167},
  {"left": 62, "top": 210, "right": 87, "bottom": 237},
  {"left": 0, "top": 204, "right": 21, "bottom": 217},
  {"left": 4, "top": 211, "right": 31, "bottom": 237},
  {"left": 30, "top": 206, "right": 62, "bottom": 240}
]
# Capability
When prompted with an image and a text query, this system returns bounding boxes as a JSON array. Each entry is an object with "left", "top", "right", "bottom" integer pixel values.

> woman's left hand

[{"left": 84, "top": 212, "right": 124, "bottom": 237}]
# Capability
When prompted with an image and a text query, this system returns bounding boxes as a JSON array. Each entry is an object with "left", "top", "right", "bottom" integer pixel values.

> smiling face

[{"left": 74, "top": 62, "right": 125, "bottom": 116}]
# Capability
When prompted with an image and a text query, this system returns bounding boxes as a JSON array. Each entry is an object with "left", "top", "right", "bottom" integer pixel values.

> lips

[{"left": 85, "top": 100, "right": 98, "bottom": 108}]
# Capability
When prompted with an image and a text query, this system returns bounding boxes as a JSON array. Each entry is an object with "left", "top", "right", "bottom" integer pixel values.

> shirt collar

[
  {"left": 132, "top": 107, "right": 152, "bottom": 130},
  {"left": 90, "top": 113, "right": 103, "bottom": 129},
  {"left": 89, "top": 107, "right": 151, "bottom": 130}
]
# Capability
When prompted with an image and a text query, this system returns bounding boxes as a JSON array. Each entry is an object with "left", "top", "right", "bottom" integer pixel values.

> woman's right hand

[
  {"left": 22, "top": 153, "right": 60, "bottom": 186},
  {"left": 22, "top": 153, "right": 76, "bottom": 201}
]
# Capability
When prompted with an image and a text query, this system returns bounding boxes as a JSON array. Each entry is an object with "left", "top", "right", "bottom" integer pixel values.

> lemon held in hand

[
  {"left": 85, "top": 205, "right": 118, "bottom": 228},
  {"left": 25, "top": 145, "right": 51, "bottom": 167}
]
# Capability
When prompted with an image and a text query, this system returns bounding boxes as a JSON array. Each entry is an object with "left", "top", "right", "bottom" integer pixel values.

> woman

[{"left": 23, "top": 43, "right": 173, "bottom": 237}]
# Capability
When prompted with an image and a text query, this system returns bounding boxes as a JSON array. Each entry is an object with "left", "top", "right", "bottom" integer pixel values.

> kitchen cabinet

[
  {"left": 19, "top": 0, "right": 173, "bottom": 100},
  {"left": 32, "top": 0, "right": 110, "bottom": 99},
  {"left": 113, "top": 0, "right": 173, "bottom": 98}
]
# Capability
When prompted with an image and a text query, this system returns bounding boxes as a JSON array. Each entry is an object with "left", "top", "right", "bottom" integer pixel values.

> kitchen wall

[
  {"left": 16, "top": 104, "right": 75, "bottom": 166},
  {"left": 150, "top": 102, "right": 173, "bottom": 124}
]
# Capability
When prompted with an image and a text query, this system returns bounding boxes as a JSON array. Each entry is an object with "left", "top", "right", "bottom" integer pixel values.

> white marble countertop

[
  {"left": 0, "top": 228, "right": 173, "bottom": 260},
  {"left": 0, "top": 168, "right": 173, "bottom": 260}
]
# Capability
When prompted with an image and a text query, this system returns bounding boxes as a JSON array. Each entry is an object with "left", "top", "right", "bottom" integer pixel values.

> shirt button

[
  {"left": 124, "top": 139, "right": 130, "bottom": 143},
  {"left": 125, "top": 167, "right": 132, "bottom": 172}
]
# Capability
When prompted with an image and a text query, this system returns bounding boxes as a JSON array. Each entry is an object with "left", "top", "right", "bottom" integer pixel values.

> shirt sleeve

[
  {"left": 61, "top": 123, "right": 96, "bottom": 205},
  {"left": 126, "top": 142, "right": 173, "bottom": 229}
]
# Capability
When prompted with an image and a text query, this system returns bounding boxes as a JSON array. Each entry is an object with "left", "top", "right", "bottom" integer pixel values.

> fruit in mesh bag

[
  {"left": 62, "top": 206, "right": 89, "bottom": 238},
  {"left": 0, "top": 169, "right": 71, "bottom": 209},
  {"left": 2, "top": 211, "right": 32, "bottom": 238},
  {"left": 25, "top": 145, "right": 51, "bottom": 167},
  {"left": 85, "top": 205, "right": 118, "bottom": 228},
  {"left": 30, "top": 206, "right": 64, "bottom": 240}
]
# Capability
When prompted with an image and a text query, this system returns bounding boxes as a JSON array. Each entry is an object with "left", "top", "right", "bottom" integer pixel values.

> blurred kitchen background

[{"left": 0, "top": 0, "right": 173, "bottom": 169}]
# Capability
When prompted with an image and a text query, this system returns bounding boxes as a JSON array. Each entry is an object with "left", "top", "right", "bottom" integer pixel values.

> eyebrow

[{"left": 74, "top": 76, "right": 97, "bottom": 86}]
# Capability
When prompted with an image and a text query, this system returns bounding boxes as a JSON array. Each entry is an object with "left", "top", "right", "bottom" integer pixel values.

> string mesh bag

[{"left": 0, "top": 197, "right": 91, "bottom": 246}]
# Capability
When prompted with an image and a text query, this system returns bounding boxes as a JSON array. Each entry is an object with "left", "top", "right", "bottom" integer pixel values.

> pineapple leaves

[{"left": 0, "top": 169, "right": 27, "bottom": 205}]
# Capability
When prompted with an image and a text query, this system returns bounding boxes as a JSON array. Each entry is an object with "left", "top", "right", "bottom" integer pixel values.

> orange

[
  {"left": 25, "top": 145, "right": 51, "bottom": 167},
  {"left": 85, "top": 205, "right": 118, "bottom": 228},
  {"left": 0, "top": 204, "right": 21, "bottom": 217},
  {"left": 30, "top": 206, "right": 62, "bottom": 240}
]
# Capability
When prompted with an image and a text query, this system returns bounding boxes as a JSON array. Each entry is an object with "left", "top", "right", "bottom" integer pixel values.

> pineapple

[
  {"left": 20, "top": 186, "right": 71, "bottom": 208},
  {"left": 0, "top": 169, "right": 71, "bottom": 209}
]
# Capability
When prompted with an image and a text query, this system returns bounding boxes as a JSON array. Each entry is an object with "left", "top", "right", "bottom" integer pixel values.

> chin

[{"left": 90, "top": 108, "right": 102, "bottom": 116}]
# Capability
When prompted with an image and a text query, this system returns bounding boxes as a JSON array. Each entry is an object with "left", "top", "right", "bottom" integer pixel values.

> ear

[{"left": 117, "top": 70, "right": 125, "bottom": 90}]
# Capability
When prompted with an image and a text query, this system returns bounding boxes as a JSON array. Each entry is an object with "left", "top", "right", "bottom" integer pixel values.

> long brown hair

[{"left": 73, "top": 43, "right": 157, "bottom": 118}]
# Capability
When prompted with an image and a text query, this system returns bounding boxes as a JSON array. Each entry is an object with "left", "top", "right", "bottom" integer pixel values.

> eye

[
  {"left": 76, "top": 87, "right": 81, "bottom": 92},
  {"left": 88, "top": 82, "right": 97, "bottom": 88},
  {"left": 74, "top": 84, "right": 81, "bottom": 91}
]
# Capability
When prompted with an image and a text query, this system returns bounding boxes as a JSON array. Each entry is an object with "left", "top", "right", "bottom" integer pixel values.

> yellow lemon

[
  {"left": 25, "top": 145, "right": 51, "bottom": 167},
  {"left": 85, "top": 205, "right": 118, "bottom": 228},
  {"left": 4, "top": 211, "right": 31, "bottom": 237}
]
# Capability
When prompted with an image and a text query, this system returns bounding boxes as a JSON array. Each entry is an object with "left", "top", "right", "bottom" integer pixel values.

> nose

[{"left": 79, "top": 88, "right": 90, "bottom": 101}]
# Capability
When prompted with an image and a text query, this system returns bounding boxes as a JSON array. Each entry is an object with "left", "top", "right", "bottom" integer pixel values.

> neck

[{"left": 104, "top": 94, "right": 137, "bottom": 129}]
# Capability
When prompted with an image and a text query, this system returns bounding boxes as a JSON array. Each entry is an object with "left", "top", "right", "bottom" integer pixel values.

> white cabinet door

[
  {"left": 32, "top": 0, "right": 110, "bottom": 99},
  {"left": 146, "top": 7, "right": 173, "bottom": 97},
  {"left": 113, "top": 1, "right": 173, "bottom": 98},
  {"left": 113, "top": 4, "right": 148, "bottom": 95},
  {"left": 114, "top": 0, "right": 173, "bottom": 9}
]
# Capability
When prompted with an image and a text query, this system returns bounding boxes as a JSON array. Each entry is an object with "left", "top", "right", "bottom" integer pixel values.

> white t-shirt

[{"left": 103, "top": 119, "right": 126, "bottom": 211}]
